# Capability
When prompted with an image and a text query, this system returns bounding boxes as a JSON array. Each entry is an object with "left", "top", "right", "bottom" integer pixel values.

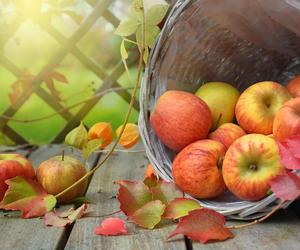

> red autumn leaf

[
  {"left": 286, "top": 135, "right": 300, "bottom": 158},
  {"left": 129, "top": 200, "right": 166, "bottom": 229},
  {"left": 94, "top": 218, "right": 128, "bottom": 236},
  {"left": 9, "top": 70, "right": 33, "bottom": 106},
  {"left": 163, "top": 198, "right": 202, "bottom": 220},
  {"left": 150, "top": 180, "right": 183, "bottom": 205},
  {"left": 44, "top": 204, "right": 88, "bottom": 227},
  {"left": 278, "top": 142, "right": 300, "bottom": 170},
  {"left": 0, "top": 176, "right": 56, "bottom": 218},
  {"left": 168, "top": 208, "right": 233, "bottom": 244},
  {"left": 115, "top": 180, "right": 152, "bottom": 216},
  {"left": 51, "top": 71, "right": 68, "bottom": 83},
  {"left": 269, "top": 172, "right": 300, "bottom": 202},
  {"left": 44, "top": 77, "right": 61, "bottom": 99}
]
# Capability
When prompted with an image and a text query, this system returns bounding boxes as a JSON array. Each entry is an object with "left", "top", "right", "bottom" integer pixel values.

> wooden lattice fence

[{"left": 0, "top": 0, "right": 143, "bottom": 145}]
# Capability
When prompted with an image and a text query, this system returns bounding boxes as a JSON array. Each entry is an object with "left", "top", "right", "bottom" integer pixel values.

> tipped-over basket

[{"left": 139, "top": 0, "right": 300, "bottom": 220}]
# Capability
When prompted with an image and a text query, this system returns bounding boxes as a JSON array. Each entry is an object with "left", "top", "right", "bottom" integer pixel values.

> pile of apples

[{"left": 150, "top": 76, "right": 300, "bottom": 201}]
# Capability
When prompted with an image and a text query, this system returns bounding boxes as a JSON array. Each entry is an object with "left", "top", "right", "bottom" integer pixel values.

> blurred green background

[{"left": 0, "top": 0, "right": 166, "bottom": 145}]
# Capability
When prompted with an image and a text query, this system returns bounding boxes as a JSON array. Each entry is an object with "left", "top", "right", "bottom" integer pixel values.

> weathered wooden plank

[
  {"left": 192, "top": 210, "right": 300, "bottom": 250},
  {"left": 0, "top": 144, "right": 100, "bottom": 250},
  {"left": 65, "top": 145, "right": 186, "bottom": 250}
]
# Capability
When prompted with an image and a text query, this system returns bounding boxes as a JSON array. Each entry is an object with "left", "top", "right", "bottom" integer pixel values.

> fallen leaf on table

[
  {"left": 0, "top": 176, "right": 56, "bottom": 219},
  {"left": 269, "top": 172, "right": 300, "bottom": 202},
  {"left": 278, "top": 141, "right": 300, "bottom": 170},
  {"left": 163, "top": 198, "right": 202, "bottom": 220},
  {"left": 150, "top": 180, "right": 183, "bottom": 205},
  {"left": 115, "top": 180, "right": 152, "bottom": 216},
  {"left": 94, "top": 217, "right": 128, "bottom": 236},
  {"left": 44, "top": 204, "right": 88, "bottom": 227},
  {"left": 168, "top": 208, "right": 233, "bottom": 244},
  {"left": 129, "top": 200, "right": 166, "bottom": 229},
  {"left": 44, "top": 212, "right": 72, "bottom": 227}
]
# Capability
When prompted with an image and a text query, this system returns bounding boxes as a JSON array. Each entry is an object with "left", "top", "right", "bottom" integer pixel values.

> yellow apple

[
  {"left": 195, "top": 82, "right": 240, "bottom": 130},
  {"left": 235, "top": 81, "right": 291, "bottom": 135}
]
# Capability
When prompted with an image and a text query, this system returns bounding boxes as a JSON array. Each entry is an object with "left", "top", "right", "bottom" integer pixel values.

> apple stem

[
  {"left": 249, "top": 164, "right": 258, "bottom": 171},
  {"left": 62, "top": 150, "right": 65, "bottom": 161},
  {"left": 228, "top": 201, "right": 283, "bottom": 230}
]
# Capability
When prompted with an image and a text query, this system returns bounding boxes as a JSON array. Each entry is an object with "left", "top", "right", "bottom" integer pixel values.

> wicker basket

[{"left": 139, "top": 0, "right": 300, "bottom": 220}]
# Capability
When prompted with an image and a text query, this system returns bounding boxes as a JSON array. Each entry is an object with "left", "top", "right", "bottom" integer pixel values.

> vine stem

[
  {"left": 0, "top": 86, "right": 135, "bottom": 123},
  {"left": 55, "top": 48, "right": 146, "bottom": 199},
  {"left": 228, "top": 201, "right": 284, "bottom": 230}
]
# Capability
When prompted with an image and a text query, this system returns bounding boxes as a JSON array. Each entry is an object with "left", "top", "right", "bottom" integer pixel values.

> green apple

[{"left": 195, "top": 82, "right": 240, "bottom": 130}]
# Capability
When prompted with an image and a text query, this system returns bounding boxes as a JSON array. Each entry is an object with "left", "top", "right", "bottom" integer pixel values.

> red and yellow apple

[
  {"left": 195, "top": 82, "right": 240, "bottom": 130},
  {"left": 150, "top": 90, "right": 212, "bottom": 151},
  {"left": 36, "top": 155, "right": 88, "bottom": 203},
  {"left": 273, "top": 97, "right": 300, "bottom": 142},
  {"left": 235, "top": 81, "right": 291, "bottom": 135},
  {"left": 208, "top": 123, "right": 246, "bottom": 150},
  {"left": 0, "top": 154, "right": 35, "bottom": 200},
  {"left": 223, "top": 134, "right": 284, "bottom": 201},
  {"left": 287, "top": 76, "right": 300, "bottom": 97},
  {"left": 172, "top": 139, "right": 226, "bottom": 199}
]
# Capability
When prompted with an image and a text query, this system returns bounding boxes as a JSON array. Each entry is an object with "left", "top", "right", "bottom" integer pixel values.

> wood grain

[
  {"left": 192, "top": 210, "right": 300, "bottom": 250},
  {"left": 65, "top": 148, "right": 186, "bottom": 250},
  {"left": 0, "top": 145, "right": 99, "bottom": 250}
]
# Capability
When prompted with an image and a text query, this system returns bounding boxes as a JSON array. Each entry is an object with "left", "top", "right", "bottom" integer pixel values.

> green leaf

[
  {"left": 145, "top": 4, "right": 169, "bottom": 26},
  {"left": 163, "top": 198, "right": 202, "bottom": 220},
  {"left": 65, "top": 122, "right": 88, "bottom": 150},
  {"left": 129, "top": 200, "right": 166, "bottom": 229},
  {"left": 82, "top": 139, "right": 102, "bottom": 160},
  {"left": 150, "top": 181, "right": 183, "bottom": 206},
  {"left": 116, "top": 180, "right": 152, "bottom": 216},
  {"left": 131, "top": 0, "right": 144, "bottom": 14},
  {"left": 0, "top": 176, "right": 57, "bottom": 218},
  {"left": 120, "top": 40, "right": 129, "bottom": 61},
  {"left": 68, "top": 196, "right": 91, "bottom": 207},
  {"left": 143, "top": 47, "right": 149, "bottom": 64},
  {"left": 115, "top": 18, "right": 139, "bottom": 37},
  {"left": 136, "top": 25, "right": 160, "bottom": 48}
]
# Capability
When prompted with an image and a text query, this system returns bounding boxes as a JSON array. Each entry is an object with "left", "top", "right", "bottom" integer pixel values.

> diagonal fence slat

[
  {"left": 0, "top": 55, "right": 73, "bottom": 121},
  {"left": 0, "top": 0, "right": 140, "bottom": 144},
  {"left": 40, "top": 22, "right": 138, "bottom": 110},
  {"left": 86, "top": 0, "right": 120, "bottom": 28},
  {"left": 53, "top": 59, "right": 139, "bottom": 142},
  {"left": 0, "top": 0, "right": 114, "bottom": 131}
]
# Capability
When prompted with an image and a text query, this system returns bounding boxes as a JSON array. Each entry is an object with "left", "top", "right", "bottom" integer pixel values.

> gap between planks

[
  {"left": 0, "top": 144, "right": 100, "bottom": 250},
  {"left": 64, "top": 143, "right": 187, "bottom": 250}
]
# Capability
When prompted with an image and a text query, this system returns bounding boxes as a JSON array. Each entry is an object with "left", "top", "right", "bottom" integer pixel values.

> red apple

[
  {"left": 273, "top": 97, "right": 300, "bottom": 142},
  {"left": 223, "top": 134, "right": 284, "bottom": 201},
  {"left": 0, "top": 154, "right": 35, "bottom": 200},
  {"left": 172, "top": 139, "right": 226, "bottom": 199},
  {"left": 150, "top": 90, "right": 212, "bottom": 151},
  {"left": 235, "top": 81, "right": 291, "bottom": 135},
  {"left": 208, "top": 123, "right": 246, "bottom": 150},
  {"left": 287, "top": 76, "right": 300, "bottom": 97},
  {"left": 36, "top": 155, "right": 88, "bottom": 203}
]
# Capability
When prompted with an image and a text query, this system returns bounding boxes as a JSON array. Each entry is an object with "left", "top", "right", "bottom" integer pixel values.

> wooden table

[{"left": 0, "top": 144, "right": 300, "bottom": 250}]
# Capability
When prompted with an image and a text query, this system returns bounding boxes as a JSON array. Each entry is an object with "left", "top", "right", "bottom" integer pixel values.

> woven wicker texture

[{"left": 139, "top": 0, "right": 300, "bottom": 220}]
